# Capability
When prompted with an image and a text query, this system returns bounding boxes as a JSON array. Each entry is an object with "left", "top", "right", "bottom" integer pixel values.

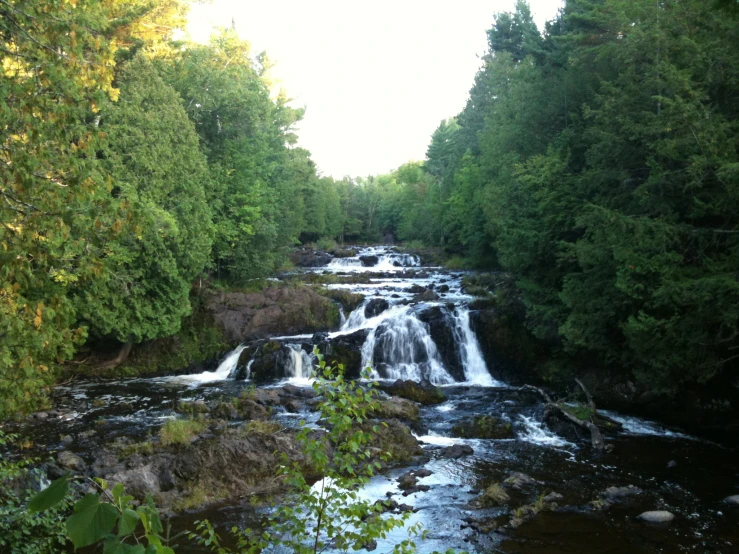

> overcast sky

[{"left": 188, "top": 1, "right": 564, "bottom": 178}]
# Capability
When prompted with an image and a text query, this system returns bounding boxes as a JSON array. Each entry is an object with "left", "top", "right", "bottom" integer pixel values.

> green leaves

[
  {"left": 66, "top": 494, "right": 119, "bottom": 549},
  {"left": 28, "top": 475, "right": 69, "bottom": 514}
]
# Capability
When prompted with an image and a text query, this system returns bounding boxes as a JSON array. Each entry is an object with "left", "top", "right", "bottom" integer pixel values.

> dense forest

[{"left": 2, "top": 0, "right": 739, "bottom": 418}]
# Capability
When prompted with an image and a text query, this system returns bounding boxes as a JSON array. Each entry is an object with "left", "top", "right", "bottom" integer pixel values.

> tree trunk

[{"left": 97, "top": 341, "right": 133, "bottom": 370}]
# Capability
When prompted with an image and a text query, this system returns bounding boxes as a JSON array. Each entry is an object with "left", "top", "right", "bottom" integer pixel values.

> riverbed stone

[
  {"left": 372, "top": 397, "right": 420, "bottom": 423},
  {"left": 360, "top": 255, "right": 379, "bottom": 267},
  {"left": 439, "top": 444, "right": 474, "bottom": 459},
  {"left": 637, "top": 510, "right": 675, "bottom": 523},
  {"left": 724, "top": 495, "right": 739, "bottom": 506},
  {"left": 57, "top": 450, "right": 85, "bottom": 470},
  {"left": 109, "top": 465, "right": 161, "bottom": 498}
]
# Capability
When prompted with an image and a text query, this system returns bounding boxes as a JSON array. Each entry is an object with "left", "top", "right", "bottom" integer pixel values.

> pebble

[
  {"left": 723, "top": 495, "right": 739, "bottom": 506},
  {"left": 637, "top": 510, "right": 675, "bottom": 523}
]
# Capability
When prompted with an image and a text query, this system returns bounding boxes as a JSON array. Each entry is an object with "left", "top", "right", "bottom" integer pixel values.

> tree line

[{"left": 369, "top": 0, "right": 739, "bottom": 395}]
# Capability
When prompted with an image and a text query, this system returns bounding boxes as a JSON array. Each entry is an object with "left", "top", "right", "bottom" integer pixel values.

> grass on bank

[{"left": 159, "top": 418, "right": 208, "bottom": 446}]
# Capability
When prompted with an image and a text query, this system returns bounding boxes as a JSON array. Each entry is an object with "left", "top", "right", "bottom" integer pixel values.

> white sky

[{"left": 188, "top": 1, "right": 563, "bottom": 178}]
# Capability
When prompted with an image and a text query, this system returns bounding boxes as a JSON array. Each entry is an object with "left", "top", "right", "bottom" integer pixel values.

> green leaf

[
  {"left": 118, "top": 508, "right": 140, "bottom": 537},
  {"left": 28, "top": 474, "right": 69, "bottom": 513},
  {"left": 104, "top": 536, "right": 145, "bottom": 554},
  {"left": 66, "top": 494, "right": 119, "bottom": 549}
]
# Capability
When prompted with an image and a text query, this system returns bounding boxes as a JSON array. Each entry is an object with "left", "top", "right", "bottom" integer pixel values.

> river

[{"left": 5, "top": 246, "right": 738, "bottom": 553}]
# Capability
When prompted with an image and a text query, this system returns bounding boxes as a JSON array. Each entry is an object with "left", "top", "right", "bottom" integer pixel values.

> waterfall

[
  {"left": 361, "top": 312, "right": 454, "bottom": 384},
  {"left": 452, "top": 308, "right": 498, "bottom": 386},
  {"left": 339, "top": 306, "right": 347, "bottom": 327},
  {"left": 186, "top": 344, "right": 247, "bottom": 383},
  {"left": 328, "top": 257, "right": 362, "bottom": 268},
  {"left": 284, "top": 344, "right": 315, "bottom": 379}
]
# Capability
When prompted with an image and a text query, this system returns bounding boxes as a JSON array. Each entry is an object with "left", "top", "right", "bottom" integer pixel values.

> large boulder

[
  {"left": 378, "top": 379, "right": 445, "bottom": 405},
  {"left": 324, "top": 329, "right": 370, "bottom": 379},
  {"left": 206, "top": 286, "right": 340, "bottom": 344},
  {"left": 365, "top": 419, "right": 423, "bottom": 463},
  {"left": 290, "top": 249, "right": 332, "bottom": 267},
  {"left": 365, "top": 298, "right": 390, "bottom": 318},
  {"left": 247, "top": 341, "right": 308, "bottom": 383},
  {"left": 360, "top": 255, "right": 379, "bottom": 267},
  {"left": 637, "top": 511, "right": 675, "bottom": 523}
]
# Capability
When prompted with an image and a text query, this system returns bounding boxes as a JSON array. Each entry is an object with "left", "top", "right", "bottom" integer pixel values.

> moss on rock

[{"left": 452, "top": 415, "right": 514, "bottom": 439}]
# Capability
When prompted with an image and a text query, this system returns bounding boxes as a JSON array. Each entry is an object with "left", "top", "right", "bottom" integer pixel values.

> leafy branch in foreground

[{"left": 191, "top": 352, "right": 431, "bottom": 553}]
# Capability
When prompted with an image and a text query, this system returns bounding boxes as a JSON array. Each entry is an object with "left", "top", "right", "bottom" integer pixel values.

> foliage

[
  {"left": 0, "top": 430, "right": 71, "bottom": 553},
  {"left": 159, "top": 418, "right": 208, "bottom": 446},
  {"left": 190, "top": 354, "right": 426, "bottom": 553},
  {"left": 29, "top": 473, "right": 178, "bottom": 553}
]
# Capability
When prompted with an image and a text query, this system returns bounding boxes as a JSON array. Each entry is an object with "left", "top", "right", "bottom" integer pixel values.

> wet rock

[
  {"left": 397, "top": 471, "right": 418, "bottom": 490},
  {"left": 360, "top": 255, "right": 379, "bottom": 267},
  {"left": 236, "top": 398, "right": 271, "bottom": 420},
  {"left": 332, "top": 248, "right": 357, "bottom": 258},
  {"left": 415, "top": 468, "right": 433, "bottom": 478},
  {"left": 407, "top": 284, "right": 425, "bottom": 294},
  {"left": 667, "top": 460, "right": 677, "bottom": 468},
  {"left": 60, "top": 435, "right": 73, "bottom": 446},
  {"left": 439, "top": 444, "right": 474, "bottom": 459},
  {"left": 413, "top": 290, "right": 439, "bottom": 302},
  {"left": 363, "top": 539, "right": 378, "bottom": 551},
  {"left": 319, "top": 289, "right": 365, "bottom": 313},
  {"left": 365, "top": 298, "right": 390, "bottom": 318},
  {"left": 378, "top": 379, "right": 445, "bottom": 405},
  {"left": 437, "top": 284, "right": 450, "bottom": 293},
  {"left": 637, "top": 511, "right": 675, "bottom": 523},
  {"left": 480, "top": 484, "right": 511, "bottom": 506},
  {"left": 281, "top": 384, "right": 317, "bottom": 399},
  {"left": 397, "top": 503, "right": 415, "bottom": 513},
  {"left": 247, "top": 342, "right": 300, "bottom": 383},
  {"left": 601, "top": 485, "right": 643, "bottom": 502},
  {"left": 57, "top": 451, "right": 85, "bottom": 470},
  {"left": 374, "top": 498, "right": 398, "bottom": 514},
  {"left": 415, "top": 306, "right": 465, "bottom": 381},
  {"left": 503, "top": 472, "right": 540, "bottom": 490},
  {"left": 33, "top": 412, "right": 49, "bottom": 419},
  {"left": 724, "top": 495, "right": 739, "bottom": 506},
  {"left": 451, "top": 415, "right": 514, "bottom": 439},
  {"left": 542, "top": 492, "right": 564, "bottom": 503},
  {"left": 290, "top": 249, "right": 332, "bottom": 267},
  {"left": 324, "top": 328, "right": 371, "bottom": 379},
  {"left": 402, "top": 484, "right": 430, "bottom": 496}
]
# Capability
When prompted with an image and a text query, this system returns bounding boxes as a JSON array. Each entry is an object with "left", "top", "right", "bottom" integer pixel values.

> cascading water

[
  {"left": 361, "top": 311, "right": 455, "bottom": 384},
  {"left": 186, "top": 344, "right": 247, "bottom": 383},
  {"left": 284, "top": 344, "right": 315, "bottom": 379},
  {"left": 451, "top": 308, "right": 500, "bottom": 386}
]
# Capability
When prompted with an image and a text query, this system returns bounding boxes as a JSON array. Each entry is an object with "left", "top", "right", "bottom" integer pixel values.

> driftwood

[{"left": 522, "top": 383, "right": 606, "bottom": 450}]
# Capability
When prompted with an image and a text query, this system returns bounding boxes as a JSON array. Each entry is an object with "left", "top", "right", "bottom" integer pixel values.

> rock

[
  {"left": 365, "top": 298, "right": 390, "bottom": 318},
  {"left": 667, "top": 460, "right": 677, "bottom": 468},
  {"left": 378, "top": 379, "right": 445, "bottom": 405},
  {"left": 324, "top": 329, "right": 371, "bottom": 379},
  {"left": 413, "top": 290, "right": 440, "bottom": 302},
  {"left": 397, "top": 471, "right": 418, "bottom": 490},
  {"left": 206, "top": 286, "right": 340, "bottom": 344},
  {"left": 437, "top": 284, "right": 450, "bottom": 293},
  {"left": 451, "top": 415, "right": 514, "bottom": 439},
  {"left": 57, "top": 451, "right": 85, "bottom": 470},
  {"left": 372, "top": 397, "right": 420, "bottom": 423},
  {"left": 236, "top": 398, "right": 271, "bottom": 421},
  {"left": 159, "top": 468, "right": 176, "bottom": 492},
  {"left": 503, "top": 472, "right": 540, "bottom": 490},
  {"left": 33, "top": 412, "right": 49, "bottom": 419},
  {"left": 415, "top": 306, "right": 465, "bottom": 381},
  {"left": 402, "top": 484, "right": 430, "bottom": 496},
  {"left": 637, "top": 511, "right": 675, "bottom": 523},
  {"left": 282, "top": 384, "right": 317, "bottom": 399},
  {"left": 212, "top": 401, "right": 240, "bottom": 420},
  {"left": 363, "top": 539, "right": 378, "bottom": 552},
  {"left": 439, "top": 444, "right": 474, "bottom": 459},
  {"left": 332, "top": 248, "right": 357, "bottom": 258},
  {"left": 407, "top": 284, "right": 425, "bottom": 294},
  {"left": 359, "top": 255, "right": 379, "bottom": 267},
  {"left": 480, "top": 484, "right": 511, "bottom": 506},
  {"left": 60, "top": 435, "right": 73, "bottom": 446},
  {"left": 290, "top": 249, "right": 332, "bottom": 267},
  {"left": 724, "top": 495, "right": 739, "bottom": 506},
  {"left": 366, "top": 419, "right": 423, "bottom": 463},
  {"left": 415, "top": 468, "right": 433, "bottom": 478},
  {"left": 109, "top": 465, "right": 161, "bottom": 497},
  {"left": 542, "top": 492, "right": 564, "bottom": 503},
  {"left": 600, "top": 485, "right": 642, "bottom": 503}
]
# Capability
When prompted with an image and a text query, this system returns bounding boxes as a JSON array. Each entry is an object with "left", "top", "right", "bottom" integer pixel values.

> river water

[{"left": 5, "top": 246, "right": 738, "bottom": 553}]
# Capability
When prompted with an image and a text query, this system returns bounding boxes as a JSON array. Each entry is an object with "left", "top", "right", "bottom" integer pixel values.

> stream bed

[{"left": 4, "top": 246, "right": 738, "bottom": 553}]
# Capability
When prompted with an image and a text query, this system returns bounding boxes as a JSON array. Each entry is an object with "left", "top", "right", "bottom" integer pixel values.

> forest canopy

[{"left": 1, "top": 0, "right": 738, "bottom": 415}]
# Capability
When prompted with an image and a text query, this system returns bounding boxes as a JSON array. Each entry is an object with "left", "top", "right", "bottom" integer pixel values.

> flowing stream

[{"left": 4, "top": 246, "right": 737, "bottom": 553}]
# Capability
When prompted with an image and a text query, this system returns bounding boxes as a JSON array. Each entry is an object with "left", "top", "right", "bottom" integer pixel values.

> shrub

[{"left": 159, "top": 418, "right": 208, "bottom": 446}]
